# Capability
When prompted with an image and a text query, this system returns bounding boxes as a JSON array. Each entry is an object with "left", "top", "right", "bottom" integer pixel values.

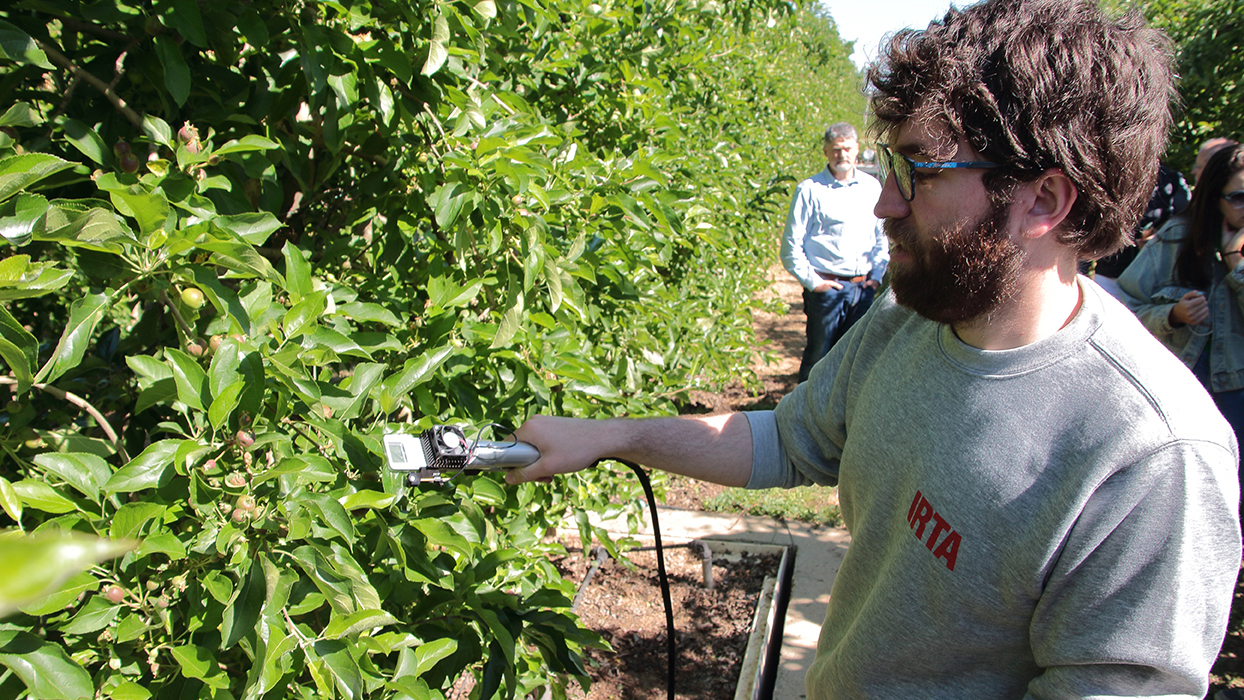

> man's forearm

[{"left": 506, "top": 413, "right": 754, "bottom": 487}]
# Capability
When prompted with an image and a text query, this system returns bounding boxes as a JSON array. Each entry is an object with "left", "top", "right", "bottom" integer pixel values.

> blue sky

[{"left": 819, "top": 0, "right": 966, "bottom": 69}]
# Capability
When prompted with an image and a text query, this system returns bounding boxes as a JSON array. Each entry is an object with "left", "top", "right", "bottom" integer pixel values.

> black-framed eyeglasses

[
  {"left": 876, "top": 143, "right": 1000, "bottom": 201},
  {"left": 1222, "top": 190, "right": 1244, "bottom": 209}
]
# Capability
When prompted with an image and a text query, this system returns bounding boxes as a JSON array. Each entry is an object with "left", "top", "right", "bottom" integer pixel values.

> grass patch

[{"left": 704, "top": 485, "right": 842, "bottom": 528}]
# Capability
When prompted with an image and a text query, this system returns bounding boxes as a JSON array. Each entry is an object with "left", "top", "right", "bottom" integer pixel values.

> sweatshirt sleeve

[{"left": 1024, "top": 440, "right": 1240, "bottom": 700}]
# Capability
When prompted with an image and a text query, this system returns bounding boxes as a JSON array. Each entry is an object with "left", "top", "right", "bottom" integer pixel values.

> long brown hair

[{"left": 1175, "top": 144, "right": 1244, "bottom": 289}]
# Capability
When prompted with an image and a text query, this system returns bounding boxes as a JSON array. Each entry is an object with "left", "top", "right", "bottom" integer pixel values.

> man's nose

[{"left": 874, "top": 172, "right": 910, "bottom": 220}]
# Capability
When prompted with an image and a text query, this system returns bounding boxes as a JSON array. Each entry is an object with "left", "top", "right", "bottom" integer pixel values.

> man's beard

[{"left": 884, "top": 200, "right": 1024, "bottom": 326}]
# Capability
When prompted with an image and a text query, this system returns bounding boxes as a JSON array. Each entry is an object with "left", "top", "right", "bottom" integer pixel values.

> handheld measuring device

[{"left": 382, "top": 425, "right": 539, "bottom": 486}]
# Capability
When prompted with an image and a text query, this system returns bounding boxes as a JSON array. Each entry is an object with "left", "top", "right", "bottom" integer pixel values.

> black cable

[
  {"left": 457, "top": 427, "right": 677, "bottom": 700},
  {"left": 614, "top": 459, "right": 675, "bottom": 700}
]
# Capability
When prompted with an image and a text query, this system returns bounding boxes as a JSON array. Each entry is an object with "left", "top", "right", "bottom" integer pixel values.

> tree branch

[
  {"left": 35, "top": 38, "right": 144, "bottom": 130},
  {"left": 0, "top": 377, "right": 129, "bottom": 462}
]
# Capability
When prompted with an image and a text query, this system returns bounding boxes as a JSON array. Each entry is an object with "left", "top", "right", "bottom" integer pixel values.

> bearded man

[{"left": 507, "top": 0, "right": 1241, "bottom": 696}]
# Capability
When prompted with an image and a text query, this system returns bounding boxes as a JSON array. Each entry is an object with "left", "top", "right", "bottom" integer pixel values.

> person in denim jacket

[{"left": 1118, "top": 144, "right": 1244, "bottom": 456}]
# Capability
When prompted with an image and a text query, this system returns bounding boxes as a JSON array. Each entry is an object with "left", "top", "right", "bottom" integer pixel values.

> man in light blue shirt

[{"left": 781, "top": 122, "right": 888, "bottom": 381}]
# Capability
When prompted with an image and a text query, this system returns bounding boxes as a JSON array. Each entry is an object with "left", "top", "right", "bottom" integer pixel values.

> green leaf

[
  {"left": 36, "top": 206, "right": 135, "bottom": 254},
  {"left": 0, "top": 476, "right": 20, "bottom": 522},
  {"left": 155, "top": 36, "right": 191, "bottom": 106},
  {"left": 283, "top": 242, "right": 313, "bottom": 300},
  {"left": 189, "top": 263, "right": 252, "bottom": 330},
  {"left": 335, "top": 301, "right": 400, "bottom": 326},
  {"left": 0, "top": 257, "right": 72, "bottom": 300},
  {"left": 0, "top": 153, "right": 75, "bottom": 204},
  {"left": 422, "top": 15, "right": 450, "bottom": 76},
  {"left": 165, "top": 347, "right": 211, "bottom": 410},
  {"left": 212, "top": 135, "right": 280, "bottom": 156},
  {"left": 0, "top": 531, "right": 134, "bottom": 616},
  {"left": 208, "top": 381, "right": 244, "bottom": 430},
  {"left": 60, "top": 118, "right": 108, "bottom": 165},
  {"left": 0, "top": 103, "right": 38, "bottom": 129},
  {"left": 0, "top": 632, "right": 93, "bottom": 699},
  {"left": 304, "top": 493, "right": 357, "bottom": 542},
  {"left": 323, "top": 608, "right": 397, "bottom": 639},
  {"left": 0, "top": 303, "right": 37, "bottom": 383},
  {"left": 215, "top": 212, "right": 282, "bottom": 246},
  {"left": 283, "top": 293, "right": 326, "bottom": 338},
  {"left": 338, "top": 489, "right": 395, "bottom": 512},
  {"left": 134, "top": 532, "right": 186, "bottom": 560},
  {"left": 142, "top": 115, "right": 174, "bottom": 150},
  {"left": 410, "top": 518, "right": 471, "bottom": 557},
  {"left": 33, "top": 453, "right": 110, "bottom": 502},
  {"left": 18, "top": 571, "right": 94, "bottom": 616},
  {"left": 107, "top": 681, "right": 151, "bottom": 700},
  {"left": 0, "top": 20, "right": 53, "bottom": 69},
  {"left": 380, "top": 345, "right": 454, "bottom": 398},
  {"left": 473, "top": 0, "right": 497, "bottom": 19},
  {"left": 105, "top": 439, "right": 185, "bottom": 494},
  {"left": 429, "top": 181, "right": 471, "bottom": 228},
  {"left": 35, "top": 291, "right": 110, "bottom": 384},
  {"left": 491, "top": 300, "right": 522, "bottom": 348},
  {"left": 108, "top": 185, "right": 170, "bottom": 238},
  {"left": 414, "top": 637, "right": 458, "bottom": 675},
  {"left": 58, "top": 593, "right": 121, "bottom": 634},
  {"left": 12, "top": 479, "right": 77, "bottom": 514},
  {"left": 197, "top": 239, "right": 282, "bottom": 284},
  {"left": 134, "top": 378, "right": 177, "bottom": 415},
  {"left": 307, "top": 326, "right": 372, "bottom": 359},
  {"left": 163, "top": 0, "right": 207, "bottom": 47},
  {"left": 254, "top": 455, "right": 336, "bottom": 486},
  {"left": 308, "top": 639, "right": 363, "bottom": 700},
  {"left": 110, "top": 502, "right": 166, "bottom": 540},
  {"left": 220, "top": 560, "right": 266, "bottom": 650},
  {"left": 170, "top": 644, "right": 229, "bottom": 689},
  {"left": 426, "top": 276, "right": 483, "bottom": 309}
]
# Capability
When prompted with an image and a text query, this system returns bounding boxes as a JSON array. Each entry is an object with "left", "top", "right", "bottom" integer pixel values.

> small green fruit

[
  {"left": 104, "top": 585, "right": 125, "bottom": 603},
  {"left": 180, "top": 287, "right": 205, "bottom": 309}
]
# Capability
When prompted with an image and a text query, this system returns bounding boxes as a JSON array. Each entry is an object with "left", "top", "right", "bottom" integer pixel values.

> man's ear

[{"left": 1014, "top": 169, "right": 1078, "bottom": 239}]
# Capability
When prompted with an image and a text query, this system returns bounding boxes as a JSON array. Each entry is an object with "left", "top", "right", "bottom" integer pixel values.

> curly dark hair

[
  {"left": 867, "top": 0, "right": 1175, "bottom": 260},
  {"left": 1175, "top": 144, "right": 1244, "bottom": 289}
]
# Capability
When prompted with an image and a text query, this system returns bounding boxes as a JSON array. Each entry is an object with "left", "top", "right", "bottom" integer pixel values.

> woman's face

[{"left": 1219, "top": 169, "right": 1244, "bottom": 233}]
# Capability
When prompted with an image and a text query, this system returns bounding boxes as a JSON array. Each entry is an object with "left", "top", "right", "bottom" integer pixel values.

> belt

[{"left": 817, "top": 271, "right": 866, "bottom": 283}]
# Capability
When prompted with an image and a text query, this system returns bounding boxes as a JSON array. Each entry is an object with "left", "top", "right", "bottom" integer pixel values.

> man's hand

[
  {"left": 1170, "top": 290, "right": 1209, "bottom": 327},
  {"left": 813, "top": 280, "right": 841, "bottom": 292},
  {"left": 507, "top": 415, "right": 617, "bottom": 484}
]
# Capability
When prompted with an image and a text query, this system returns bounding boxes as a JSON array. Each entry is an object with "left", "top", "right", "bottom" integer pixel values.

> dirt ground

[{"left": 552, "top": 545, "right": 781, "bottom": 699}]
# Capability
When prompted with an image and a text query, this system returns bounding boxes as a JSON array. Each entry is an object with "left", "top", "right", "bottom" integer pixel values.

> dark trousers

[{"left": 798, "top": 282, "right": 875, "bottom": 382}]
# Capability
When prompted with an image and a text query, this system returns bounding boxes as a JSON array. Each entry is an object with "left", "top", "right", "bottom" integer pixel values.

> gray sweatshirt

[{"left": 746, "top": 279, "right": 1240, "bottom": 699}]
